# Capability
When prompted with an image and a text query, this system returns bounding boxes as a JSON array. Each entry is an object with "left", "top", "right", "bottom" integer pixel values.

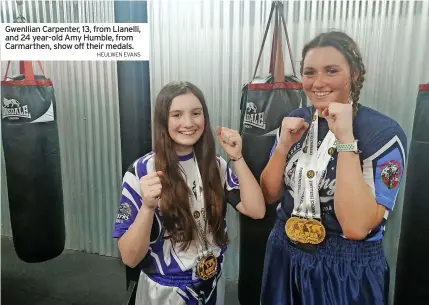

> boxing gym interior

[{"left": 1, "top": 1, "right": 428, "bottom": 305}]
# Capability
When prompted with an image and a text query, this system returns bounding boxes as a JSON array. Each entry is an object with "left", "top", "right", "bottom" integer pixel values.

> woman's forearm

[
  {"left": 118, "top": 205, "right": 155, "bottom": 268},
  {"left": 232, "top": 158, "right": 266, "bottom": 219},
  {"left": 334, "top": 150, "right": 380, "bottom": 240},
  {"left": 260, "top": 144, "right": 291, "bottom": 204}
]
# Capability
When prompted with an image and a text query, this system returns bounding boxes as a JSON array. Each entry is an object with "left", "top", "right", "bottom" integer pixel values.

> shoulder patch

[
  {"left": 378, "top": 160, "right": 402, "bottom": 190},
  {"left": 116, "top": 202, "right": 132, "bottom": 222}
]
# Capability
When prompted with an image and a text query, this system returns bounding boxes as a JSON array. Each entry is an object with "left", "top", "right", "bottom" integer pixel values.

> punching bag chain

[{"left": 14, "top": 0, "right": 26, "bottom": 23}]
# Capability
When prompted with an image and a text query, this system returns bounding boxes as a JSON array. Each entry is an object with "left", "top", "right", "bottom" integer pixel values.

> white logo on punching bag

[
  {"left": 2, "top": 98, "right": 31, "bottom": 120},
  {"left": 243, "top": 102, "right": 266, "bottom": 130}
]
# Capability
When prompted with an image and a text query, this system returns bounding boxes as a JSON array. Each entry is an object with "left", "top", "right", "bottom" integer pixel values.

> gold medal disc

[
  {"left": 285, "top": 216, "right": 307, "bottom": 243},
  {"left": 285, "top": 216, "right": 299, "bottom": 241},
  {"left": 285, "top": 217, "right": 326, "bottom": 245},
  {"left": 303, "top": 219, "right": 326, "bottom": 244},
  {"left": 293, "top": 218, "right": 309, "bottom": 243},
  {"left": 196, "top": 254, "right": 218, "bottom": 280}
]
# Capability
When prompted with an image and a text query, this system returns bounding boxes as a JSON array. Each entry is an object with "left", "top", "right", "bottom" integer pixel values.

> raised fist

[
  {"left": 216, "top": 126, "right": 242, "bottom": 160},
  {"left": 279, "top": 117, "right": 309, "bottom": 148},
  {"left": 139, "top": 171, "right": 163, "bottom": 209}
]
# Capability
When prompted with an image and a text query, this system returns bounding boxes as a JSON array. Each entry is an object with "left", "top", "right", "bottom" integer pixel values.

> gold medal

[
  {"left": 193, "top": 211, "right": 200, "bottom": 219},
  {"left": 285, "top": 216, "right": 299, "bottom": 240},
  {"left": 328, "top": 147, "right": 335, "bottom": 155},
  {"left": 196, "top": 253, "right": 218, "bottom": 280},
  {"left": 285, "top": 216, "right": 306, "bottom": 243},
  {"left": 285, "top": 217, "right": 326, "bottom": 245},
  {"left": 304, "top": 219, "right": 326, "bottom": 244},
  {"left": 293, "top": 218, "right": 309, "bottom": 243}
]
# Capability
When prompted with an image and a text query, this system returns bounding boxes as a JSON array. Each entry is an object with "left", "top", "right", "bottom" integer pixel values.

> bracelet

[{"left": 229, "top": 155, "right": 243, "bottom": 162}]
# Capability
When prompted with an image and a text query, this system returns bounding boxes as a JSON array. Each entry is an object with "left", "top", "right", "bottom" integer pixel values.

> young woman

[
  {"left": 260, "top": 31, "right": 407, "bottom": 305},
  {"left": 113, "top": 81, "right": 265, "bottom": 305}
]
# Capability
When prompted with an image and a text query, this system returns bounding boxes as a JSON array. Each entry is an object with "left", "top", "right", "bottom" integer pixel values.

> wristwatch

[{"left": 336, "top": 139, "right": 360, "bottom": 153}]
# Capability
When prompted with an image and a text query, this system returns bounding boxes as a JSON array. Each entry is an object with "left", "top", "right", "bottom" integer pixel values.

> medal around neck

[
  {"left": 196, "top": 253, "right": 218, "bottom": 280},
  {"left": 285, "top": 217, "right": 326, "bottom": 244},
  {"left": 192, "top": 154, "right": 218, "bottom": 280},
  {"left": 285, "top": 109, "right": 335, "bottom": 245}
]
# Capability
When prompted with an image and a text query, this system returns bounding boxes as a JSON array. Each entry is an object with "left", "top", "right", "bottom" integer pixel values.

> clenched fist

[
  {"left": 321, "top": 102, "right": 354, "bottom": 143},
  {"left": 279, "top": 117, "right": 309, "bottom": 148},
  {"left": 216, "top": 126, "right": 242, "bottom": 160},
  {"left": 139, "top": 171, "right": 163, "bottom": 209}
]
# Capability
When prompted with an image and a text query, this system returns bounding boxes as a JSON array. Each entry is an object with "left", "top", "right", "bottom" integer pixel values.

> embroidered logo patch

[
  {"left": 378, "top": 160, "right": 402, "bottom": 189},
  {"left": 116, "top": 202, "right": 132, "bottom": 221}
]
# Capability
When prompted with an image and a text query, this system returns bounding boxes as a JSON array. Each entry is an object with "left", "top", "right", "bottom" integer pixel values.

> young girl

[
  {"left": 113, "top": 81, "right": 266, "bottom": 305},
  {"left": 260, "top": 31, "right": 407, "bottom": 305}
]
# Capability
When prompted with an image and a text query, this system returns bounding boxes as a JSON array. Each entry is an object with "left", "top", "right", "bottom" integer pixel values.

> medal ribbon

[
  {"left": 292, "top": 110, "right": 336, "bottom": 219},
  {"left": 191, "top": 155, "right": 211, "bottom": 255}
]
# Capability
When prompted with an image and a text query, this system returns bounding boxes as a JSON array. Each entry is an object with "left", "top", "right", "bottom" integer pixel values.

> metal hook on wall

[{"left": 14, "top": 0, "right": 26, "bottom": 23}]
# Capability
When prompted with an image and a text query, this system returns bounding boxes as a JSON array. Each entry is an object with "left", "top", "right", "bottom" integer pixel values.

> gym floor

[{"left": 1, "top": 236, "right": 240, "bottom": 305}]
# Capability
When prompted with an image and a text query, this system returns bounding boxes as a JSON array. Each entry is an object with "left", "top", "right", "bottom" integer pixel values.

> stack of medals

[
  {"left": 285, "top": 109, "right": 337, "bottom": 245},
  {"left": 192, "top": 155, "right": 218, "bottom": 281}
]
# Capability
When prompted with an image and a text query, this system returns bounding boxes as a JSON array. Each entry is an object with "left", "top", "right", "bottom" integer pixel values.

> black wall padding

[
  {"left": 394, "top": 84, "right": 429, "bottom": 304},
  {"left": 114, "top": 0, "right": 152, "bottom": 290},
  {"left": 115, "top": 1, "right": 152, "bottom": 176},
  {"left": 1, "top": 74, "right": 65, "bottom": 263}
]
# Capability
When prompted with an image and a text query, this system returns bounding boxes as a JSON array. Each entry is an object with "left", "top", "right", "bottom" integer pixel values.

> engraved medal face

[
  {"left": 285, "top": 217, "right": 326, "bottom": 244},
  {"left": 303, "top": 219, "right": 326, "bottom": 244},
  {"left": 196, "top": 254, "right": 218, "bottom": 280},
  {"left": 285, "top": 217, "right": 299, "bottom": 241}
]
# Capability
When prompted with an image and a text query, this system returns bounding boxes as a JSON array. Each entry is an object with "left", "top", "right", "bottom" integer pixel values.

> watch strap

[{"left": 337, "top": 140, "right": 359, "bottom": 153}]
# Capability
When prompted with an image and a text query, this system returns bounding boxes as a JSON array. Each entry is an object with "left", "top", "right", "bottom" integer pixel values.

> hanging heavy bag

[
  {"left": 1, "top": 61, "right": 65, "bottom": 263},
  {"left": 238, "top": 3, "right": 306, "bottom": 305},
  {"left": 394, "top": 83, "right": 429, "bottom": 305}
]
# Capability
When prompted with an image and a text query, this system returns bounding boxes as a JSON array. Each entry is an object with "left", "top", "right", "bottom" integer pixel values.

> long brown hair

[
  {"left": 153, "top": 81, "right": 227, "bottom": 250},
  {"left": 300, "top": 31, "right": 366, "bottom": 116}
]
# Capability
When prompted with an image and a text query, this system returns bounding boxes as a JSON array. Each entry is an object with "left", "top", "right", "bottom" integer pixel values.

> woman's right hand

[
  {"left": 139, "top": 171, "right": 163, "bottom": 209},
  {"left": 278, "top": 117, "right": 309, "bottom": 149}
]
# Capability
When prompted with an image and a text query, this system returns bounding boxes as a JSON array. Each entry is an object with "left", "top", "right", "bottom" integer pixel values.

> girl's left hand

[
  {"left": 216, "top": 127, "right": 242, "bottom": 160},
  {"left": 321, "top": 102, "right": 354, "bottom": 143}
]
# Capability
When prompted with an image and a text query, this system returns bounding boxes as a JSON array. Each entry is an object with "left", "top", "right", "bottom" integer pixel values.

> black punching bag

[
  {"left": 1, "top": 61, "right": 65, "bottom": 263},
  {"left": 394, "top": 83, "right": 429, "bottom": 304},
  {"left": 238, "top": 3, "right": 305, "bottom": 304}
]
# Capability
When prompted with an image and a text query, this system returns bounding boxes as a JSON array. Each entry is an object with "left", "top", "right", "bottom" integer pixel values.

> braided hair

[{"left": 300, "top": 31, "right": 366, "bottom": 116}]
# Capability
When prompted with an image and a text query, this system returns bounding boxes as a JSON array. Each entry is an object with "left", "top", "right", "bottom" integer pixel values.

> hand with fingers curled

[
  {"left": 139, "top": 171, "right": 163, "bottom": 209},
  {"left": 321, "top": 102, "right": 354, "bottom": 143},
  {"left": 279, "top": 117, "right": 310, "bottom": 149},
  {"left": 216, "top": 126, "right": 242, "bottom": 161}
]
